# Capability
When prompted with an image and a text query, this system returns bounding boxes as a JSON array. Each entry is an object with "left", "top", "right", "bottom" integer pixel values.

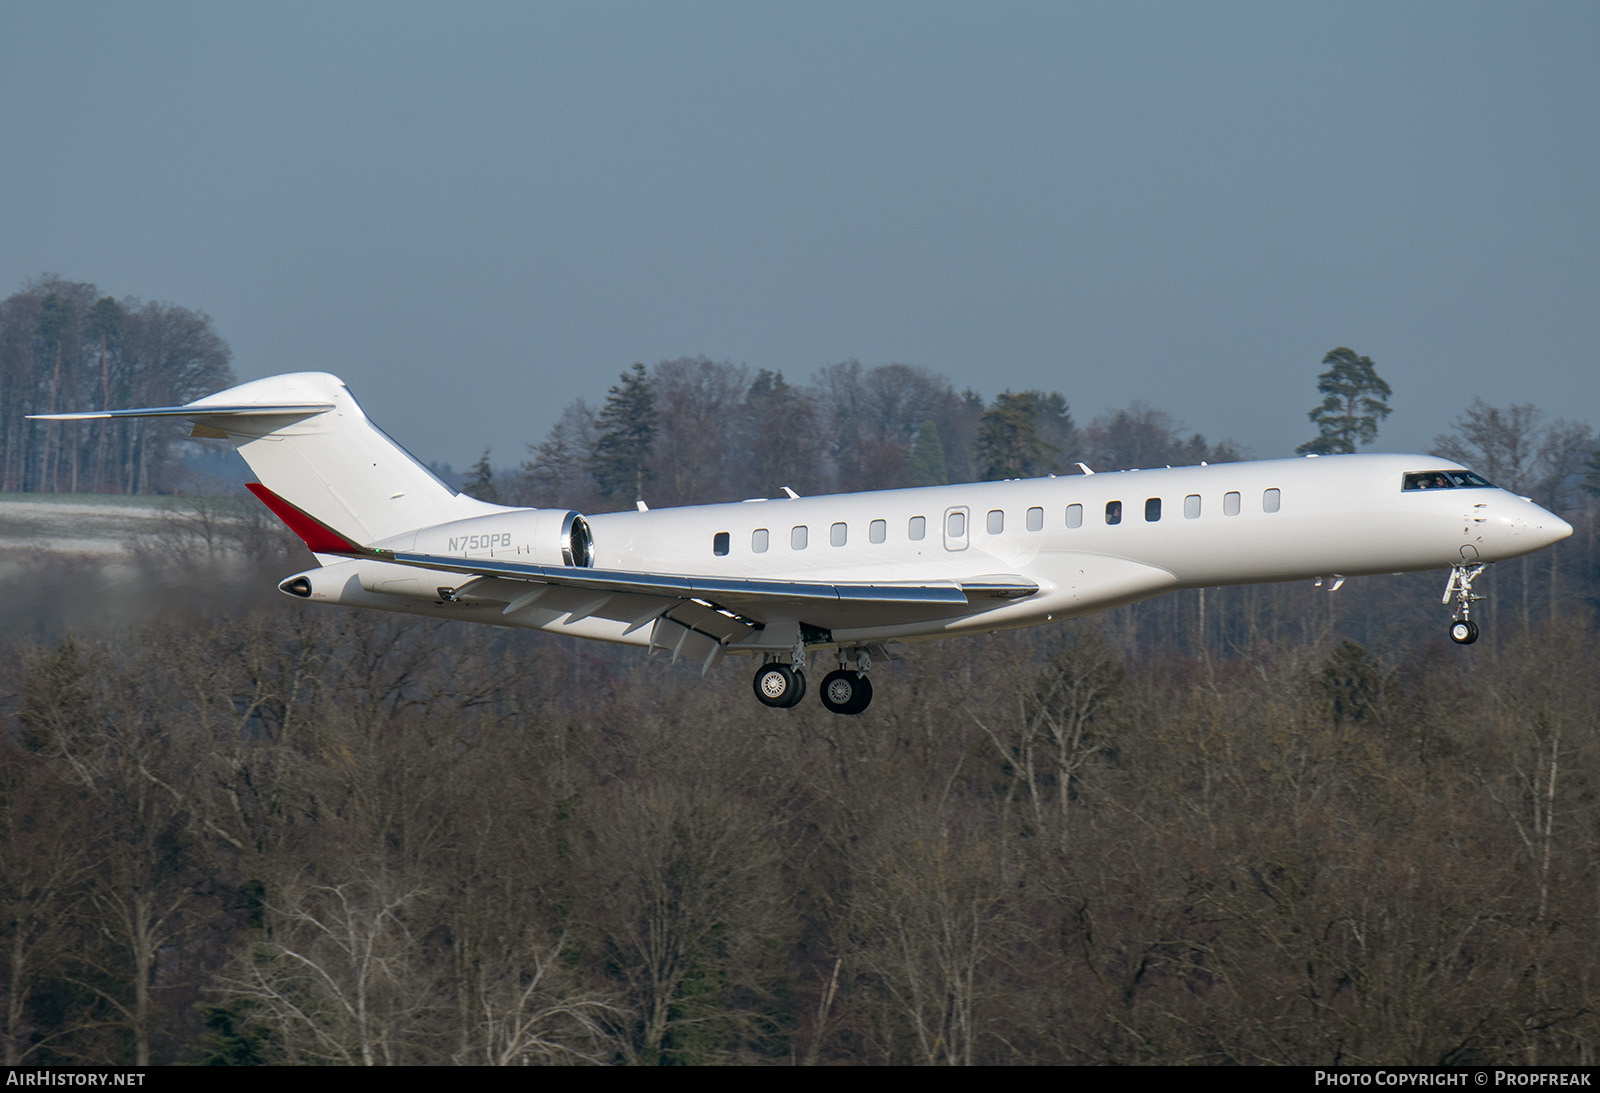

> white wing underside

[{"left": 363, "top": 549, "right": 1040, "bottom": 666}]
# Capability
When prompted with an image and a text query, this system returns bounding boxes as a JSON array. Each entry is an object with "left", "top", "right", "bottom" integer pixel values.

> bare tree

[
  {"left": 514, "top": 398, "right": 601, "bottom": 510},
  {"left": 845, "top": 799, "right": 1016, "bottom": 1065},
  {"left": 649, "top": 357, "right": 748, "bottom": 504},
  {"left": 219, "top": 878, "right": 435, "bottom": 1065},
  {"left": 0, "top": 746, "right": 94, "bottom": 1064},
  {"left": 1084, "top": 402, "right": 1237, "bottom": 470},
  {"left": 1431, "top": 400, "right": 1595, "bottom": 510},
  {"left": 460, "top": 933, "right": 620, "bottom": 1065},
  {"left": 977, "top": 634, "right": 1124, "bottom": 847}
]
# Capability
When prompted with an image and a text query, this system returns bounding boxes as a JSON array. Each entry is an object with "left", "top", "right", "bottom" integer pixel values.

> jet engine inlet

[{"left": 563, "top": 512, "right": 595, "bottom": 568}]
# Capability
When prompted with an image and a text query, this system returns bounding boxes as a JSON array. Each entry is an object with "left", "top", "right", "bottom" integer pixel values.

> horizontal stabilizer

[{"left": 28, "top": 403, "right": 333, "bottom": 421}]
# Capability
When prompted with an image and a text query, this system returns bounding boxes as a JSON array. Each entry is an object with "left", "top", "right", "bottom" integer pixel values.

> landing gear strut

[{"left": 1444, "top": 563, "right": 1486, "bottom": 645}]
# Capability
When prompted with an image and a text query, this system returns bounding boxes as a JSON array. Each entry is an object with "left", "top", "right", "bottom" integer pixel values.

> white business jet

[{"left": 34, "top": 372, "right": 1573, "bottom": 715}]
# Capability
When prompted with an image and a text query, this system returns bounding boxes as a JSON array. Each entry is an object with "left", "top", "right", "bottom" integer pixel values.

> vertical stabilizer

[{"left": 34, "top": 372, "right": 503, "bottom": 544}]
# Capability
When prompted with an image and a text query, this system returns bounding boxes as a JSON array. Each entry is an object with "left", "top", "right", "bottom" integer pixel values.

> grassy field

[
  {"left": 0, "top": 492, "right": 294, "bottom": 639},
  {"left": 0, "top": 493, "right": 180, "bottom": 555}
]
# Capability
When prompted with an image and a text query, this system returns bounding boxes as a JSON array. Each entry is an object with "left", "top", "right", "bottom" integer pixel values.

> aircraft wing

[
  {"left": 250, "top": 479, "right": 1037, "bottom": 656},
  {"left": 374, "top": 547, "right": 1038, "bottom": 616}
]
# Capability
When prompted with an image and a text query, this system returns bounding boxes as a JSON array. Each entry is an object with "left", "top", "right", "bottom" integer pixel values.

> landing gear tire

[
  {"left": 820, "top": 669, "right": 873, "bottom": 715},
  {"left": 754, "top": 663, "right": 807, "bottom": 708},
  {"left": 1449, "top": 619, "right": 1479, "bottom": 645}
]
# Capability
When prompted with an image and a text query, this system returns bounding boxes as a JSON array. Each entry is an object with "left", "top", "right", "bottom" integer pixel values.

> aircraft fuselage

[{"left": 295, "top": 452, "right": 1570, "bottom": 648}]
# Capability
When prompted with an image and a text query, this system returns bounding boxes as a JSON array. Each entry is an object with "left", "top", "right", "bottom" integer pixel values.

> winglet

[{"left": 246, "top": 483, "right": 366, "bottom": 555}]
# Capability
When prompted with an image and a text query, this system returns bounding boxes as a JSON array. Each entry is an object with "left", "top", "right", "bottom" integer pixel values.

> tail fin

[{"left": 31, "top": 372, "right": 502, "bottom": 545}]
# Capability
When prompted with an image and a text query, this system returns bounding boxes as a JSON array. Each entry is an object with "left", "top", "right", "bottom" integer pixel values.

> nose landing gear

[{"left": 1444, "top": 562, "right": 1486, "bottom": 645}]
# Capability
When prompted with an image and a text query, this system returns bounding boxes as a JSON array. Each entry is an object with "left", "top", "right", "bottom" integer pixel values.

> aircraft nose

[
  {"left": 1469, "top": 496, "right": 1573, "bottom": 558},
  {"left": 1509, "top": 497, "right": 1572, "bottom": 551},
  {"left": 1531, "top": 508, "right": 1574, "bottom": 549}
]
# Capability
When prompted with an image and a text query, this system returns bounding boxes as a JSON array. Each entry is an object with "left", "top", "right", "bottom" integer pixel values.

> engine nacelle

[
  {"left": 526, "top": 508, "right": 595, "bottom": 568},
  {"left": 280, "top": 509, "right": 595, "bottom": 604},
  {"left": 373, "top": 507, "right": 595, "bottom": 569}
]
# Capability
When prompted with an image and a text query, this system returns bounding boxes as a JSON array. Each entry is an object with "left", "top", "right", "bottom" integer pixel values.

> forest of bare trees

[
  {"left": 495, "top": 356, "right": 1245, "bottom": 516},
  {"left": 3, "top": 540, "right": 1600, "bottom": 1065},
  {"left": 0, "top": 276, "right": 234, "bottom": 495}
]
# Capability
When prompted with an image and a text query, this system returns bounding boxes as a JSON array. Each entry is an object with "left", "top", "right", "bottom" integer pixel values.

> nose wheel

[{"left": 1443, "top": 563, "right": 1486, "bottom": 645}]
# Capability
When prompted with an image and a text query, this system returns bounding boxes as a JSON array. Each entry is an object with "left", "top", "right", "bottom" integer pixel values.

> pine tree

[
  {"left": 588, "top": 363, "right": 657, "bottom": 503},
  {"left": 975, "top": 392, "right": 1054, "bottom": 480},
  {"left": 462, "top": 447, "right": 498, "bottom": 503},
  {"left": 908, "top": 420, "right": 949, "bottom": 486},
  {"left": 1296, "top": 347, "right": 1393, "bottom": 455}
]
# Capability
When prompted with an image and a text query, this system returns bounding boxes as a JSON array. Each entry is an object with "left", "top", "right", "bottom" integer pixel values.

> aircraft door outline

[{"left": 943, "top": 506, "right": 969, "bottom": 551}]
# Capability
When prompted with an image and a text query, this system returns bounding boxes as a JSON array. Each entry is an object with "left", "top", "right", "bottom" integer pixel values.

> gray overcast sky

[{"left": 4, "top": 1, "right": 1597, "bottom": 472}]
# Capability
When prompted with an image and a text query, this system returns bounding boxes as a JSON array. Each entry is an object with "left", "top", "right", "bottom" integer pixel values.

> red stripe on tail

[{"left": 246, "top": 483, "right": 364, "bottom": 554}]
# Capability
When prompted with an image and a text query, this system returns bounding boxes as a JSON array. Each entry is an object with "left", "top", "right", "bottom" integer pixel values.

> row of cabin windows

[
  {"left": 710, "top": 488, "right": 1283, "bottom": 555},
  {"left": 1097, "top": 488, "right": 1281, "bottom": 526}
]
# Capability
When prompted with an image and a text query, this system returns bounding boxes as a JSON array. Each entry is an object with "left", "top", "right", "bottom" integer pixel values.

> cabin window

[
  {"left": 870, "top": 519, "right": 886, "bottom": 543},
  {"left": 987, "top": 509, "right": 1004, "bottom": 534},
  {"left": 831, "top": 521, "right": 848, "bottom": 547},
  {"left": 1184, "top": 494, "right": 1201, "bottom": 519},
  {"left": 1224, "top": 491, "right": 1241, "bottom": 516},
  {"left": 1027, "top": 506, "right": 1043, "bottom": 531},
  {"left": 1263, "top": 488, "right": 1281, "bottom": 513},
  {"left": 948, "top": 510, "right": 967, "bottom": 538},
  {"left": 713, "top": 531, "right": 730, "bottom": 557},
  {"left": 909, "top": 515, "right": 926, "bottom": 541},
  {"left": 791, "top": 525, "right": 808, "bottom": 550},
  {"left": 752, "top": 528, "right": 769, "bottom": 553},
  {"left": 1106, "top": 500, "right": 1122, "bottom": 525},
  {"left": 1145, "top": 497, "right": 1161, "bottom": 522},
  {"left": 1066, "top": 504, "right": 1083, "bottom": 529}
]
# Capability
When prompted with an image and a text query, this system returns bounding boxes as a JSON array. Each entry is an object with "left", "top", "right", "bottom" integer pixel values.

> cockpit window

[{"left": 1403, "top": 470, "right": 1495, "bottom": 491}]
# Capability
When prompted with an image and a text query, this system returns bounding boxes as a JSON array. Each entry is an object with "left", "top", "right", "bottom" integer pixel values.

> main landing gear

[
  {"left": 1444, "top": 562, "right": 1487, "bottom": 645},
  {"left": 753, "top": 648, "right": 874, "bottom": 714},
  {"left": 753, "top": 662, "right": 807, "bottom": 708},
  {"left": 820, "top": 669, "right": 873, "bottom": 715}
]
